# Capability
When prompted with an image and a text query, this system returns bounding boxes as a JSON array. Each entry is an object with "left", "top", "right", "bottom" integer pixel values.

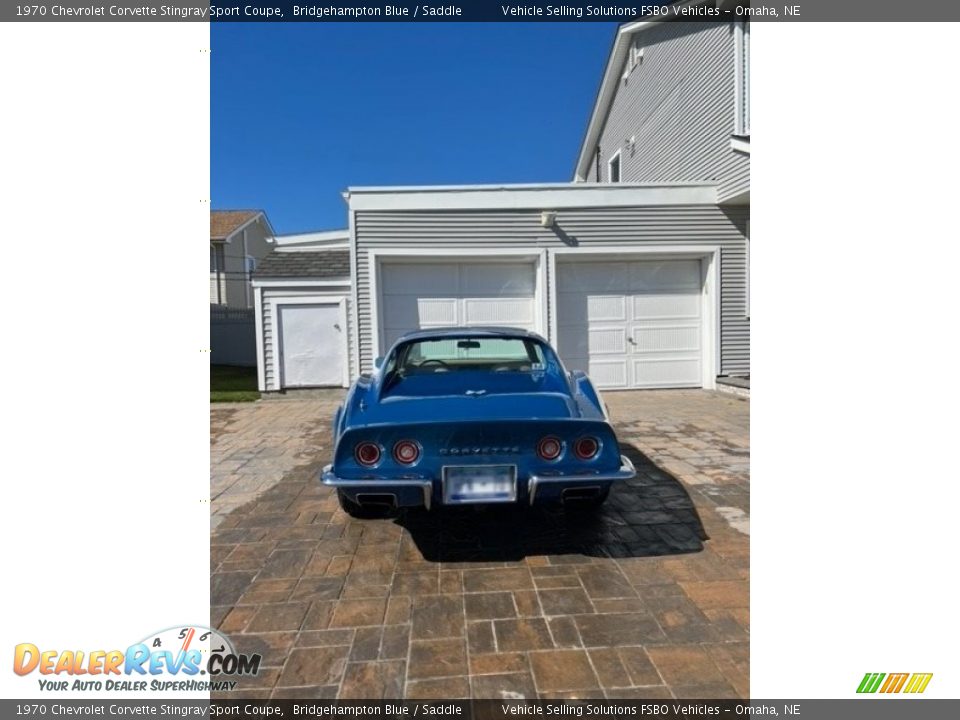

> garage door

[
  {"left": 380, "top": 261, "right": 537, "bottom": 348},
  {"left": 557, "top": 259, "right": 703, "bottom": 389},
  {"left": 278, "top": 304, "right": 345, "bottom": 387}
]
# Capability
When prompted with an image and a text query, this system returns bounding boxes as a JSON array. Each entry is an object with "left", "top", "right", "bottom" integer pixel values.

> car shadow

[{"left": 394, "top": 443, "right": 709, "bottom": 563}]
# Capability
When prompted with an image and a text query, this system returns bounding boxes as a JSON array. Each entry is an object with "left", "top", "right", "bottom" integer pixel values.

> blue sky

[{"left": 212, "top": 23, "right": 616, "bottom": 234}]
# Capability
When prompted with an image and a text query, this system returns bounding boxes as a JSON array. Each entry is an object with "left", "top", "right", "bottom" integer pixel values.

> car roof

[{"left": 393, "top": 326, "right": 547, "bottom": 343}]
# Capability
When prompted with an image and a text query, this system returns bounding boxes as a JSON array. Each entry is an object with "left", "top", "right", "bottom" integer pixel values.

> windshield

[{"left": 392, "top": 336, "right": 551, "bottom": 375}]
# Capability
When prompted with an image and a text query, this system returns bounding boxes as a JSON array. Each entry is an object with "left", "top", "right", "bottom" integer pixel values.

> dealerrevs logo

[{"left": 13, "top": 625, "right": 261, "bottom": 692}]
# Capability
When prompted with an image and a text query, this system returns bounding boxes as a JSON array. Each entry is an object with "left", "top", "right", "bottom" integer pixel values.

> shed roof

[{"left": 252, "top": 249, "right": 351, "bottom": 280}]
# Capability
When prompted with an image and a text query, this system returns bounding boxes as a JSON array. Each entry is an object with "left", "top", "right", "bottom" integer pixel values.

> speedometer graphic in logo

[{"left": 136, "top": 625, "right": 239, "bottom": 675}]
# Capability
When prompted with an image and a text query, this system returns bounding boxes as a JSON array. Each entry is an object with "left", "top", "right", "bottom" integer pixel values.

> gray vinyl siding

[
  {"left": 586, "top": 21, "right": 749, "bottom": 203},
  {"left": 719, "top": 149, "right": 750, "bottom": 203},
  {"left": 354, "top": 204, "right": 749, "bottom": 377},
  {"left": 259, "top": 285, "right": 353, "bottom": 390}
]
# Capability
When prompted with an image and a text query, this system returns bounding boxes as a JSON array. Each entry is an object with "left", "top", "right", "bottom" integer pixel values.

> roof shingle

[
  {"left": 210, "top": 210, "right": 261, "bottom": 240},
  {"left": 253, "top": 250, "right": 351, "bottom": 280}
]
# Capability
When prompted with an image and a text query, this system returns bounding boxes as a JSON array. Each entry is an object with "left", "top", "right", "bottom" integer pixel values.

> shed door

[
  {"left": 380, "top": 261, "right": 537, "bottom": 349},
  {"left": 279, "top": 304, "right": 344, "bottom": 388},
  {"left": 557, "top": 259, "right": 703, "bottom": 389}
]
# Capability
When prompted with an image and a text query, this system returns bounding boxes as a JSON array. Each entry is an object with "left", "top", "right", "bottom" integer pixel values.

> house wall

[
  {"left": 218, "top": 219, "right": 275, "bottom": 308},
  {"left": 258, "top": 284, "right": 353, "bottom": 390},
  {"left": 585, "top": 20, "right": 749, "bottom": 203},
  {"left": 353, "top": 203, "right": 749, "bottom": 377}
]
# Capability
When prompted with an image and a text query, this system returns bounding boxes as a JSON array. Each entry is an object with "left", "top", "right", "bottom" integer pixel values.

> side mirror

[{"left": 374, "top": 356, "right": 384, "bottom": 369}]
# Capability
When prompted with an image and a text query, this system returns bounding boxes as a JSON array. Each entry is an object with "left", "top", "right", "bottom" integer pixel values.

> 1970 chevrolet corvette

[{"left": 321, "top": 327, "right": 635, "bottom": 517}]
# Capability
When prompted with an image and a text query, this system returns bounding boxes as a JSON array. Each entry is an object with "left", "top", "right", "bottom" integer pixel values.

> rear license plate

[{"left": 442, "top": 465, "right": 517, "bottom": 505}]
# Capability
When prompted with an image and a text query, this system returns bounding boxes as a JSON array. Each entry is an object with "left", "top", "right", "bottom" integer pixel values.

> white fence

[{"left": 210, "top": 305, "right": 256, "bottom": 367}]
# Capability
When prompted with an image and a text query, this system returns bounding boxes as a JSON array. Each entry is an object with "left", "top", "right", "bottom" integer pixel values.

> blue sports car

[{"left": 321, "top": 327, "right": 635, "bottom": 517}]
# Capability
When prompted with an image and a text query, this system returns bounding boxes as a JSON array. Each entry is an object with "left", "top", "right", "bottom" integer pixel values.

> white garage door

[
  {"left": 380, "top": 261, "right": 537, "bottom": 348},
  {"left": 279, "top": 304, "right": 345, "bottom": 388},
  {"left": 557, "top": 259, "right": 703, "bottom": 389}
]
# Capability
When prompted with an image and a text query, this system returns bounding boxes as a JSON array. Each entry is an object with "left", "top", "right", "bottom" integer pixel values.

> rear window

[{"left": 396, "top": 337, "right": 547, "bottom": 374}]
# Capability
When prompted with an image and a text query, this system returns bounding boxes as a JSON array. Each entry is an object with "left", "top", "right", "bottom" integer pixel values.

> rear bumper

[
  {"left": 528, "top": 455, "right": 635, "bottom": 504},
  {"left": 321, "top": 467, "right": 434, "bottom": 509},
  {"left": 321, "top": 455, "right": 636, "bottom": 509}
]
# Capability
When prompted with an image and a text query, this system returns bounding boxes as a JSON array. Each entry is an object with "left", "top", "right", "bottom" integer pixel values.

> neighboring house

[
  {"left": 252, "top": 10, "right": 748, "bottom": 392},
  {"left": 210, "top": 210, "right": 276, "bottom": 308}
]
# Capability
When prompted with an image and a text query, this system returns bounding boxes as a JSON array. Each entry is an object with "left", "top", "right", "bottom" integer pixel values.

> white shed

[{"left": 251, "top": 231, "right": 353, "bottom": 391}]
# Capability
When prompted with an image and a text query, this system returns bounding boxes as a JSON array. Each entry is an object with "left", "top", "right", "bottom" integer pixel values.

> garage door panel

[
  {"left": 416, "top": 298, "right": 459, "bottom": 326},
  {"left": 632, "top": 357, "right": 701, "bottom": 388},
  {"left": 383, "top": 296, "right": 456, "bottom": 328},
  {"left": 557, "top": 262, "right": 630, "bottom": 292},
  {"left": 589, "top": 327, "right": 627, "bottom": 355},
  {"left": 589, "top": 295, "right": 627, "bottom": 322},
  {"left": 630, "top": 259, "right": 701, "bottom": 290},
  {"left": 463, "top": 297, "right": 533, "bottom": 325},
  {"left": 557, "top": 293, "right": 627, "bottom": 326},
  {"left": 461, "top": 263, "right": 536, "bottom": 294},
  {"left": 586, "top": 360, "right": 629, "bottom": 389},
  {"left": 631, "top": 324, "right": 701, "bottom": 354},
  {"left": 381, "top": 263, "right": 458, "bottom": 294},
  {"left": 632, "top": 293, "right": 700, "bottom": 320}
]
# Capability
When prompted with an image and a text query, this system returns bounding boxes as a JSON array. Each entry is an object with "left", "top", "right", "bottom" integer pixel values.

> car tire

[{"left": 337, "top": 490, "right": 394, "bottom": 519}]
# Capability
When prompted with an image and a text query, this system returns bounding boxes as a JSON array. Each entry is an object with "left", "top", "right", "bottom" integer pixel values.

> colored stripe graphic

[
  {"left": 903, "top": 673, "right": 933, "bottom": 694},
  {"left": 880, "top": 673, "right": 909, "bottom": 693},
  {"left": 857, "top": 673, "right": 885, "bottom": 693},
  {"left": 858, "top": 672, "right": 933, "bottom": 694}
]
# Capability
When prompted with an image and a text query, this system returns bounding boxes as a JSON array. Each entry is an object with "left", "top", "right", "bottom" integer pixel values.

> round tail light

[
  {"left": 393, "top": 440, "right": 421, "bottom": 465},
  {"left": 574, "top": 436, "right": 600, "bottom": 460},
  {"left": 355, "top": 442, "right": 381, "bottom": 467},
  {"left": 537, "top": 436, "right": 563, "bottom": 461}
]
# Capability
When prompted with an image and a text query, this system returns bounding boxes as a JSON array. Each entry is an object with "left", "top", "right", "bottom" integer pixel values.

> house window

[
  {"left": 245, "top": 255, "right": 257, "bottom": 277},
  {"left": 210, "top": 243, "right": 226, "bottom": 305},
  {"left": 608, "top": 150, "right": 621, "bottom": 183},
  {"left": 735, "top": 21, "right": 750, "bottom": 136}
]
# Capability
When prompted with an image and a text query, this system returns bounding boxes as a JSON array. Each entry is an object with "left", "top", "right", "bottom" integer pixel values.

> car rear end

[{"left": 322, "top": 418, "right": 635, "bottom": 511}]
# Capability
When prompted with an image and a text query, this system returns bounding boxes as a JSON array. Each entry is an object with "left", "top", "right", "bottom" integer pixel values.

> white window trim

[
  {"left": 734, "top": 20, "right": 750, "bottom": 137},
  {"left": 608, "top": 149, "right": 622, "bottom": 183},
  {"left": 548, "top": 245, "right": 721, "bottom": 390},
  {"left": 729, "top": 136, "right": 751, "bottom": 154}
]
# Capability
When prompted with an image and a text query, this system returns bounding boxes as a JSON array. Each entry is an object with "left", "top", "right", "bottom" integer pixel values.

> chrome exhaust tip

[{"left": 355, "top": 493, "right": 398, "bottom": 509}]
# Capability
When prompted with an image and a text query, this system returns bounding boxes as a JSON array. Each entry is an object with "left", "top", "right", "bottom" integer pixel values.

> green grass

[{"left": 211, "top": 365, "right": 260, "bottom": 403}]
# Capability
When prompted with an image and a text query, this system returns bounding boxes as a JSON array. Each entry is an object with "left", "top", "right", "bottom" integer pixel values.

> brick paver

[{"left": 211, "top": 389, "right": 749, "bottom": 699}]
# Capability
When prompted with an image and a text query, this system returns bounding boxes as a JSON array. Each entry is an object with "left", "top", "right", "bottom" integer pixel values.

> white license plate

[{"left": 442, "top": 465, "right": 517, "bottom": 505}]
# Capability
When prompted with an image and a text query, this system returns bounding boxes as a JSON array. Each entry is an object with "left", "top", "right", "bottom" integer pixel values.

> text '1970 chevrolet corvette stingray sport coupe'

[{"left": 321, "top": 327, "right": 636, "bottom": 518}]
